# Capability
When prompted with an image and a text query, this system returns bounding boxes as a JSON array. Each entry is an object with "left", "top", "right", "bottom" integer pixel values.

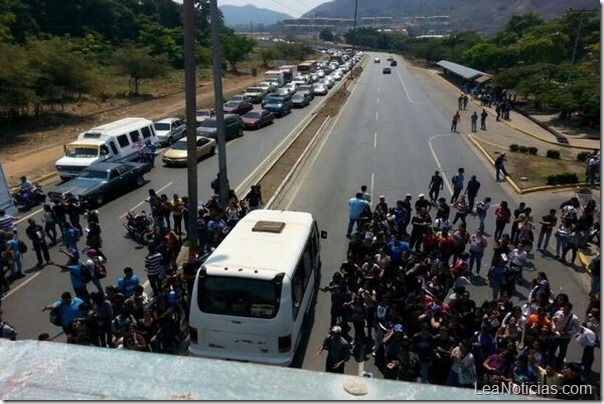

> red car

[
  {"left": 242, "top": 109, "right": 275, "bottom": 130},
  {"left": 223, "top": 100, "right": 254, "bottom": 115}
]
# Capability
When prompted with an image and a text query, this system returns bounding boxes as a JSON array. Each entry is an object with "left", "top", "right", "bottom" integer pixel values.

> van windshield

[
  {"left": 198, "top": 275, "right": 281, "bottom": 319},
  {"left": 65, "top": 145, "right": 99, "bottom": 158}
]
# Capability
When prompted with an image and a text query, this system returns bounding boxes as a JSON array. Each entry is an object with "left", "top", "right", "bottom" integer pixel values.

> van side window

[
  {"left": 100, "top": 145, "right": 110, "bottom": 156},
  {"left": 117, "top": 134, "right": 129, "bottom": 148},
  {"left": 109, "top": 141, "right": 118, "bottom": 155},
  {"left": 292, "top": 242, "right": 313, "bottom": 320},
  {"left": 141, "top": 126, "right": 151, "bottom": 139},
  {"left": 130, "top": 130, "right": 141, "bottom": 143}
]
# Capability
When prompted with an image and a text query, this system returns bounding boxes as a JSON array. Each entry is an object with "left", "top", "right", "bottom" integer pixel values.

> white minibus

[{"left": 188, "top": 209, "right": 326, "bottom": 366}]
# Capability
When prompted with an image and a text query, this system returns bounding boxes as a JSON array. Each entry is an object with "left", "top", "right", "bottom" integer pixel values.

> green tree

[
  {"left": 319, "top": 28, "right": 334, "bottom": 42},
  {"left": 138, "top": 21, "right": 183, "bottom": 67},
  {"left": 258, "top": 47, "right": 282, "bottom": 67},
  {"left": 0, "top": 42, "right": 37, "bottom": 116},
  {"left": 221, "top": 31, "right": 255, "bottom": 72},
  {"left": 112, "top": 45, "right": 169, "bottom": 94}
]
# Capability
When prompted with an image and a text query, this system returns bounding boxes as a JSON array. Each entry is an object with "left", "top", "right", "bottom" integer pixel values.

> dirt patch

[
  {"left": 0, "top": 71, "right": 266, "bottom": 184},
  {"left": 258, "top": 80, "right": 352, "bottom": 201},
  {"left": 475, "top": 138, "right": 586, "bottom": 189}
]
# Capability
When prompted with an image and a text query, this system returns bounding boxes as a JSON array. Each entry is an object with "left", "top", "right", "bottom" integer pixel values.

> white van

[
  {"left": 188, "top": 209, "right": 326, "bottom": 366},
  {"left": 55, "top": 117, "right": 157, "bottom": 180}
]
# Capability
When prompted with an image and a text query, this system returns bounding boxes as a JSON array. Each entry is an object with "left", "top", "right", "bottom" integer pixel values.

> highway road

[
  {"left": 2, "top": 52, "right": 598, "bottom": 381},
  {"left": 0, "top": 73, "right": 350, "bottom": 341},
  {"left": 275, "top": 52, "right": 598, "bottom": 376}
]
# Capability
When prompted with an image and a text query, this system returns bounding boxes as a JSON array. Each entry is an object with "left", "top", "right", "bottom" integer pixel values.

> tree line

[
  {"left": 0, "top": 0, "right": 261, "bottom": 119},
  {"left": 344, "top": 10, "right": 600, "bottom": 126}
]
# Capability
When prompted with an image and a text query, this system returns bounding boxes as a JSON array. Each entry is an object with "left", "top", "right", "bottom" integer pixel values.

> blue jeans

[
  {"left": 477, "top": 213, "right": 486, "bottom": 231},
  {"left": 469, "top": 250, "right": 484, "bottom": 274},
  {"left": 10, "top": 255, "right": 22, "bottom": 276},
  {"left": 555, "top": 235, "right": 568, "bottom": 257},
  {"left": 347, "top": 218, "right": 361, "bottom": 237},
  {"left": 452, "top": 212, "right": 467, "bottom": 226},
  {"left": 537, "top": 228, "right": 552, "bottom": 251},
  {"left": 590, "top": 275, "right": 600, "bottom": 296},
  {"left": 91, "top": 277, "right": 104, "bottom": 294}
]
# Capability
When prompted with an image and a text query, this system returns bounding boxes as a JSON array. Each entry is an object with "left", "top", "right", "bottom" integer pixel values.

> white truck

[
  {"left": 264, "top": 70, "right": 285, "bottom": 88},
  {"left": 55, "top": 117, "right": 158, "bottom": 180}
]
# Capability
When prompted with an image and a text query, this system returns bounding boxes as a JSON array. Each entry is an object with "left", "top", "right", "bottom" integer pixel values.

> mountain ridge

[{"left": 220, "top": 4, "right": 292, "bottom": 27}]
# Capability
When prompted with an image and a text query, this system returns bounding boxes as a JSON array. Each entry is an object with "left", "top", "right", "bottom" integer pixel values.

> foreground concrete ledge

[{"left": 0, "top": 340, "right": 532, "bottom": 400}]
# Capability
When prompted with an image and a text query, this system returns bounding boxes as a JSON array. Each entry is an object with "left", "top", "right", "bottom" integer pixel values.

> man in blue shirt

[
  {"left": 346, "top": 193, "right": 369, "bottom": 238},
  {"left": 386, "top": 234, "right": 410, "bottom": 265},
  {"left": 117, "top": 267, "right": 141, "bottom": 298},
  {"left": 450, "top": 167, "right": 465, "bottom": 205},
  {"left": 57, "top": 248, "right": 89, "bottom": 302},
  {"left": 43, "top": 291, "right": 85, "bottom": 334}
]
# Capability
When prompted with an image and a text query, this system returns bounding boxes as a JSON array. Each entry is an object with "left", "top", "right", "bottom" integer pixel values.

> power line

[{"left": 267, "top": 0, "right": 306, "bottom": 17}]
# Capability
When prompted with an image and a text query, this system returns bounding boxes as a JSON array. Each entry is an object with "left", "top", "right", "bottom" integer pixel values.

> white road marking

[
  {"left": 1, "top": 272, "right": 41, "bottom": 299},
  {"left": 375, "top": 111, "right": 379, "bottom": 121},
  {"left": 370, "top": 173, "right": 375, "bottom": 205},
  {"left": 283, "top": 76, "right": 363, "bottom": 210},
  {"left": 15, "top": 208, "right": 43, "bottom": 224},
  {"left": 376, "top": 97, "right": 380, "bottom": 105},
  {"left": 396, "top": 69, "right": 423, "bottom": 105},
  {"left": 373, "top": 132, "right": 377, "bottom": 148},
  {"left": 428, "top": 134, "right": 454, "bottom": 196},
  {"left": 119, "top": 181, "right": 173, "bottom": 218}
]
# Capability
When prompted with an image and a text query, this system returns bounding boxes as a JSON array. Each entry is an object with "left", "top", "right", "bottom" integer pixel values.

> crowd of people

[
  {"left": 0, "top": 183, "right": 265, "bottom": 354},
  {"left": 320, "top": 180, "right": 600, "bottom": 398}
]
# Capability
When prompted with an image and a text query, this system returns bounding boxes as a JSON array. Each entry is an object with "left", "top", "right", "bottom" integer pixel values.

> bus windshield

[
  {"left": 65, "top": 145, "right": 99, "bottom": 158},
  {"left": 198, "top": 276, "right": 281, "bottom": 319}
]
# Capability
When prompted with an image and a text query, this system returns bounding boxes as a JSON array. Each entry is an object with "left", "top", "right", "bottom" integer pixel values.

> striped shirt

[
  {"left": 144, "top": 252, "right": 163, "bottom": 276},
  {"left": 0, "top": 214, "right": 16, "bottom": 232}
]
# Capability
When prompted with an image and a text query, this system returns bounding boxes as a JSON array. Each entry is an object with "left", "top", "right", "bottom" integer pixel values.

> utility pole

[
  {"left": 350, "top": 0, "right": 359, "bottom": 77},
  {"left": 210, "top": 0, "right": 229, "bottom": 208},
  {"left": 183, "top": 0, "right": 198, "bottom": 257}
]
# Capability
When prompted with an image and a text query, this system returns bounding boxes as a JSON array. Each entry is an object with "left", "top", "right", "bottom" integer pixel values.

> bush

[
  {"left": 546, "top": 150, "right": 561, "bottom": 159},
  {"left": 509, "top": 144, "right": 519, "bottom": 152},
  {"left": 577, "top": 151, "right": 591, "bottom": 162},
  {"left": 547, "top": 173, "right": 579, "bottom": 185},
  {"left": 518, "top": 145, "right": 528, "bottom": 153},
  {"left": 527, "top": 147, "right": 538, "bottom": 155}
]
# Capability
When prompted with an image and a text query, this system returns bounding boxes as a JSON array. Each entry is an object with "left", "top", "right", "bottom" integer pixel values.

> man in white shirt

[{"left": 549, "top": 302, "right": 581, "bottom": 370}]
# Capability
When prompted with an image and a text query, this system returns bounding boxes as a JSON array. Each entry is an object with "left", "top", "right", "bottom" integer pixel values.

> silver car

[{"left": 154, "top": 117, "right": 186, "bottom": 146}]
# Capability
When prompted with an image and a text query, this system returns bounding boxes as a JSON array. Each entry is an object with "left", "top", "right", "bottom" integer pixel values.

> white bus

[{"left": 188, "top": 210, "right": 326, "bottom": 366}]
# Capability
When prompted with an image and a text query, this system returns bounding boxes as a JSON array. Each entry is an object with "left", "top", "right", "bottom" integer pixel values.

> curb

[
  {"left": 467, "top": 134, "right": 599, "bottom": 195},
  {"left": 432, "top": 70, "right": 599, "bottom": 152}
]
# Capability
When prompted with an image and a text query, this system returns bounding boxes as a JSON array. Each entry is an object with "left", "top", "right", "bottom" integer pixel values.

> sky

[{"left": 217, "top": 0, "right": 331, "bottom": 18}]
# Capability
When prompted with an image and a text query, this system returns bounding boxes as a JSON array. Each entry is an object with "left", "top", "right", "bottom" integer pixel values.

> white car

[
  {"left": 258, "top": 81, "right": 277, "bottom": 93},
  {"left": 374, "top": 57, "right": 380, "bottom": 63},
  {"left": 333, "top": 72, "right": 343, "bottom": 81},
  {"left": 317, "top": 70, "right": 326, "bottom": 78},
  {"left": 313, "top": 83, "right": 328, "bottom": 96},
  {"left": 284, "top": 82, "right": 299, "bottom": 94},
  {"left": 154, "top": 117, "right": 186, "bottom": 147}
]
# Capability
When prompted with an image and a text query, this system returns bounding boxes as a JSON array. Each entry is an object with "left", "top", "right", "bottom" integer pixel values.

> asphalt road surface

[{"left": 3, "top": 53, "right": 598, "bottom": 382}]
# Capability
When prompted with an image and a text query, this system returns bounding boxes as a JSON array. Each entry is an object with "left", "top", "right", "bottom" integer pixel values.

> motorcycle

[
  {"left": 123, "top": 211, "right": 155, "bottom": 245},
  {"left": 13, "top": 185, "right": 46, "bottom": 210}
]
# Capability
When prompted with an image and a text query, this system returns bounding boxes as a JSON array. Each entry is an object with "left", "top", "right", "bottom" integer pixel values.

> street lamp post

[{"left": 350, "top": 0, "right": 358, "bottom": 78}]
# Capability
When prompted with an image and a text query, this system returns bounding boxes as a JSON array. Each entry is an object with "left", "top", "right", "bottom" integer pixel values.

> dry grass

[{"left": 477, "top": 140, "right": 586, "bottom": 189}]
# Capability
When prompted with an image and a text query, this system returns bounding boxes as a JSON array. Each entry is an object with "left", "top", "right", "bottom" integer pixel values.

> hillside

[
  {"left": 305, "top": 0, "right": 600, "bottom": 34},
  {"left": 221, "top": 4, "right": 292, "bottom": 27}
]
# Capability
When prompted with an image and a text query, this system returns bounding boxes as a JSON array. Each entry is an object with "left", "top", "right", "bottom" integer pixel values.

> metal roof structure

[{"left": 436, "top": 60, "right": 491, "bottom": 80}]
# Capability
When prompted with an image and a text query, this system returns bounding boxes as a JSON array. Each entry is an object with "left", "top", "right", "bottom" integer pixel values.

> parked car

[
  {"left": 196, "top": 108, "right": 215, "bottom": 124},
  {"left": 243, "top": 87, "right": 267, "bottom": 104},
  {"left": 154, "top": 117, "right": 186, "bottom": 147},
  {"left": 162, "top": 136, "right": 216, "bottom": 167},
  {"left": 48, "top": 162, "right": 150, "bottom": 207},
  {"left": 383, "top": 67, "right": 392, "bottom": 74},
  {"left": 292, "top": 92, "right": 311, "bottom": 108},
  {"left": 263, "top": 95, "right": 293, "bottom": 117},
  {"left": 196, "top": 114, "right": 244, "bottom": 140},
  {"left": 223, "top": 100, "right": 254, "bottom": 115},
  {"left": 313, "top": 83, "right": 328, "bottom": 96},
  {"left": 242, "top": 109, "right": 275, "bottom": 130}
]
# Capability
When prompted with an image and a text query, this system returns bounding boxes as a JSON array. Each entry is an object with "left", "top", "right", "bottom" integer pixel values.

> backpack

[
  {"left": 93, "top": 259, "right": 107, "bottom": 279},
  {"left": 18, "top": 239, "right": 27, "bottom": 254}
]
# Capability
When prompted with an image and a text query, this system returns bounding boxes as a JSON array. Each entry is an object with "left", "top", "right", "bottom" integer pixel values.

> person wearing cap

[
  {"left": 428, "top": 171, "right": 444, "bottom": 204},
  {"left": 375, "top": 195, "right": 388, "bottom": 214},
  {"left": 316, "top": 326, "right": 350, "bottom": 373},
  {"left": 360, "top": 185, "right": 371, "bottom": 204},
  {"left": 415, "top": 194, "right": 431, "bottom": 213},
  {"left": 43, "top": 291, "right": 85, "bottom": 334}
]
